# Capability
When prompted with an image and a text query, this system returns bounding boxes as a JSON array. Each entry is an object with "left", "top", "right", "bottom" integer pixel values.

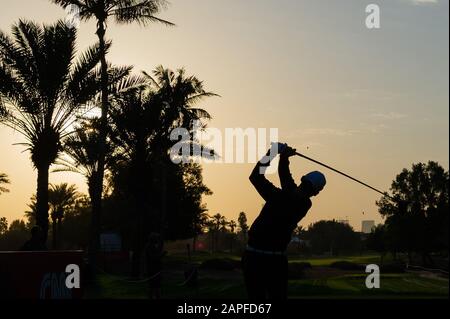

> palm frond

[
  {"left": 111, "top": 0, "right": 174, "bottom": 26},
  {"left": 0, "top": 19, "right": 101, "bottom": 169}
]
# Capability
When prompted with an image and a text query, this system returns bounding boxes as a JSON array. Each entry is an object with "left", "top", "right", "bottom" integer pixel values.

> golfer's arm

[
  {"left": 279, "top": 155, "right": 297, "bottom": 191},
  {"left": 249, "top": 158, "right": 278, "bottom": 201}
]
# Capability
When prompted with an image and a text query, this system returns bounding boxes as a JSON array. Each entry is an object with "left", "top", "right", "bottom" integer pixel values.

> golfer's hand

[
  {"left": 268, "top": 142, "right": 288, "bottom": 155},
  {"left": 280, "top": 145, "right": 297, "bottom": 158}
]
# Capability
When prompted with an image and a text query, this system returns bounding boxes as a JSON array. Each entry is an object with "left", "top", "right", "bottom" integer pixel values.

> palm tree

[
  {"left": 144, "top": 66, "right": 218, "bottom": 147},
  {"left": 50, "top": 0, "right": 174, "bottom": 267},
  {"left": 24, "top": 195, "right": 38, "bottom": 228},
  {"left": 0, "top": 173, "right": 10, "bottom": 195},
  {"left": 228, "top": 220, "right": 237, "bottom": 253},
  {"left": 48, "top": 183, "right": 79, "bottom": 249},
  {"left": 109, "top": 67, "right": 216, "bottom": 275},
  {"left": 54, "top": 119, "right": 116, "bottom": 236},
  {"left": 144, "top": 66, "right": 218, "bottom": 240},
  {"left": 56, "top": 122, "right": 104, "bottom": 202},
  {"left": 238, "top": 211, "right": 249, "bottom": 241},
  {"left": 0, "top": 20, "right": 106, "bottom": 242},
  {"left": 229, "top": 220, "right": 237, "bottom": 233}
]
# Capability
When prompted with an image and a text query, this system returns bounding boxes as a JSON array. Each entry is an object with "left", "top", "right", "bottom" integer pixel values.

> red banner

[{"left": 0, "top": 251, "right": 84, "bottom": 299}]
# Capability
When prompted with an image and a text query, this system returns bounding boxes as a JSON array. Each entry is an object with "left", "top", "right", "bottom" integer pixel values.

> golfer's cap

[{"left": 301, "top": 171, "right": 326, "bottom": 192}]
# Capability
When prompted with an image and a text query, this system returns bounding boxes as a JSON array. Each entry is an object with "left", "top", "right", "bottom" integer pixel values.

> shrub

[
  {"left": 200, "top": 258, "right": 240, "bottom": 271},
  {"left": 288, "top": 262, "right": 312, "bottom": 279},
  {"left": 380, "top": 262, "right": 405, "bottom": 273},
  {"left": 330, "top": 261, "right": 364, "bottom": 271}
]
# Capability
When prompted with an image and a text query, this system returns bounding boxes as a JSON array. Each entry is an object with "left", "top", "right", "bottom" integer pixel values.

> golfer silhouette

[{"left": 242, "top": 142, "right": 326, "bottom": 299}]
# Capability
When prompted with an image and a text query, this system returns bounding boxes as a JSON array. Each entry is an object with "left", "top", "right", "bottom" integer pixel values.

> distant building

[{"left": 362, "top": 220, "right": 375, "bottom": 234}]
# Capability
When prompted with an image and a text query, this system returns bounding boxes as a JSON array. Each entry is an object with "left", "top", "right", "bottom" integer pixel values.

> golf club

[{"left": 294, "top": 151, "right": 393, "bottom": 200}]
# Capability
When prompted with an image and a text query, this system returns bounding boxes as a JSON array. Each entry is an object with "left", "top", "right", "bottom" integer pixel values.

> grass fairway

[
  {"left": 289, "top": 274, "right": 449, "bottom": 299},
  {"left": 85, "top": 253, "right": 449, "bottom": 299},
  {"left": 292, "top": 254, "right": 384, "bottom": 266}
]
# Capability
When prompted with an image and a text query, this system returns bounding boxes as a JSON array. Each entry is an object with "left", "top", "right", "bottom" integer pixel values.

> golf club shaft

[{"left": 295, "top": 152, "right": 391, "bottom": 199}]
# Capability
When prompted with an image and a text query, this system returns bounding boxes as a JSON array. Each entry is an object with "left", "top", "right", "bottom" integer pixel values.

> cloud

[
  {"left": 337, "top": 89, "right": 403, "bottom": 102},
  {"left": 364, "top": 123, "right": 389, "bottom": 134},
  {"left": 300, "top": 128, "right": 359, "bottom": 137},
  {"left": 370, "top": 112, "right": 407, "bottom": 120},
  {"left": 406, "top": 0, "right": 438, "bottom": 5},
  {"left": 338, "top": 89, "right": 370, "bottom": 100}
]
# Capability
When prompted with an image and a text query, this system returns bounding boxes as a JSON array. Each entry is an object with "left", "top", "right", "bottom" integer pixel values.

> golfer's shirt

[{"left": 248, "top": 156, "right": 312, "bottom": 253}]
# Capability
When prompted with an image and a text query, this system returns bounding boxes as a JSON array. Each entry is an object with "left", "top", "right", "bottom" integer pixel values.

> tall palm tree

[
  {"left": 24, "top": 195, "right": 38, "bottom": 228},
  {"left": 109, "top": 66, "right": 216, "bottom": 275},
  {"left": 0, "top": 173, "right": 10, "bottom": 195},
  {"left": 48, "top": 183, "right": 79, "bottom": 249},
  {"left": 55, "top": 119, "right": 116, "bottom": 229},
  {"left": 56, "top": 123, "right": 104, "bottom": 203},
  {"left": 24, "top": 184, "right": 79, "bottom": 249},
  {"left": 144, "top": 66, "right": 218, "bottom": 149},
  {"left": 50, "top": 0, "right": 174, "bottom": 266},
  {"left": 0, "top": 20, "right": 106, "bottom": 242}
]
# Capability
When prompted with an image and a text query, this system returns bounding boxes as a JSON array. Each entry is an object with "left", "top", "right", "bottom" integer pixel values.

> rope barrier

[
  {"left": 406, "top": 264, "right": 449, "bottom": 275},
  {"left": 95, "top": 265, "right": 162, "bottom": 283}
]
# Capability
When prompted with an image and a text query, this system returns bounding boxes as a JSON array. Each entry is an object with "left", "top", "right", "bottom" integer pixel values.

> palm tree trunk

[
  {"left": 193, "top": 235, "right": 197, "bottom": 253},
  {"left": 160, "top": 163, "right": 167, "bottom": 235},
  {"left": 52, "top": 216, "right": 57, "bottom": 250},
  {"left": 57, "top": 217, "right": 62, "bottom": 249},
  {"left": 88, "top": 177, "right": 102, "bottom": 276},
  {"left": 131, "top": 147, "right": 149, "bottom": 278},
  {"left": 131, "top": 186, "right": 145, "bottom": 278},
  {"left": 88, "top": 20, "right": 109, "bottom": 275},
  {"left": 36, "top": 164, "right": 50, "bottom": 244}
]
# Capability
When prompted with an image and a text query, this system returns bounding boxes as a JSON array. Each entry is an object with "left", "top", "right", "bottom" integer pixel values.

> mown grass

[
  {"left": 288, "top": 274, "right": 449, "bottom": 299},
  {"left": 291, "top": 254, "right": 385, "bottom": 266},
  {"left": 85, "top": 253, "right": 449, "bottom": 299}
]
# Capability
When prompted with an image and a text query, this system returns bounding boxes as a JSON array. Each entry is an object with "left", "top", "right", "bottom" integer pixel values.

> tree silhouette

[
  {"left": 108, "top": 67, "right": 215, "bottom": 275},
  {"left": 56, "top": 121, "right": 106, "bottom": 203},
  {"left": 49, "top": 0, "right": 174, "bottom": 272},
  {"left": 307, "top": 220, "right": 360, "bottom": 256},
  {"left": 0, "top": 173, "right": 10, "bottom": 195},
  {"left": 228, "top": 220, "right": 237, "bottom": 253},
  {"left": 237, "top": 212, "right": 249, "bottom": 241},
  {"left": 23, "top": 184, "right": 80, "bottom": 249},
  {"left": 229, "top": 220, "right": 237, "bottom": 233},
  {"left": 366, "top": 224, "right": 387, "bottom": 264},
  {"left": 24, "top": 195, "right": 37, "bottom": 228},
  {"left": 0, "top": 20, "right": 105, "bottom": 242},
  {"left": 293, "top": 225, "right": 307, "bottom": 251},
  {"left": 376, "top": 161, "right": 449, "bottom": 265},
  {"left": 48, "top": 183, "right": 80, "bottom": 249},
  {"left": 143, "top": 66, "right": 218, "bottom": 144},
  {"left": 0, "top": 217, "right": 7, "bottom": 235},
  {"left": 211, "top": 213, "right": 227, "bottom": 252},
  {"left": 55, "top": 119, "right": 114, "bottom": 248},
  {"left": 192, "top": 210, "right": 210, "bottom": 252}
]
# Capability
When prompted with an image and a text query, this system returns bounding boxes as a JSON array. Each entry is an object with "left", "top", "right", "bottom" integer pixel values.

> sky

[{"left": 0, "top": 0, "right": 448, "bottom": 231}]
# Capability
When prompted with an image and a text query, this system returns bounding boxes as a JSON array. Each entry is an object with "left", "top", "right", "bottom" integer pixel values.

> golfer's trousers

[{"left": 241, "top": 250, "right": 288, "bottom": 299}]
